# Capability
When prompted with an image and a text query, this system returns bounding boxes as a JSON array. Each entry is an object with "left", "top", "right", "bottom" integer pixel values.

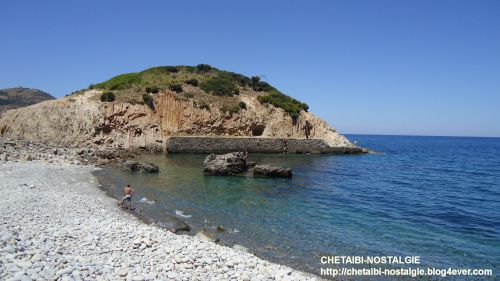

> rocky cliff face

[
  {"left": 0, "top": 89, "right": 356, "bottom": 151},
  {"left": 0, "top": 88, "right": 55, "bottom": 116}
]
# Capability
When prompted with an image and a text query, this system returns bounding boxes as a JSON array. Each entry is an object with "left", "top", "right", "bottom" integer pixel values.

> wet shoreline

[{"left": 92, "top": 162, "right": 325, "bottom": 278}]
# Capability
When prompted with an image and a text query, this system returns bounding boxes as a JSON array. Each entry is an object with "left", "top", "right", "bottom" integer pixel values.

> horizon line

[{"left": 344, "top": 133, "right": 500, "bottom": 139}]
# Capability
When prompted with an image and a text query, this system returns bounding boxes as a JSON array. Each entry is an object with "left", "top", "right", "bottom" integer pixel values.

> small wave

[
  {"left": 139, "top": 197, "right": 156, "bottom": 204},
  {"left": 175, "top": 210, "right": 192, "bottom": 218}
]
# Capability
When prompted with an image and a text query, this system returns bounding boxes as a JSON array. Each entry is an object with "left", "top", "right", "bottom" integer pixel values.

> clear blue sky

[{"left": 1, "top": 0, "right": 499, "bottom": 137}]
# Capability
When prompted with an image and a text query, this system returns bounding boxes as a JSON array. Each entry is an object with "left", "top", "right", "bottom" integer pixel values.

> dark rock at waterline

[
  {"left": 156, "top": 215, "right": 191, "bottom": 233},
  {"left": 203, "top": 152, "right": 248, "bottom": 176},
  {"left": 253, "top": 164, "right": 292, "bottom": 178},
  {"left": 123, "top": 160, "right": 159, "bottom": 173},
  {"left": 246, "top": 161, "right": 257, "bottom": 168}
]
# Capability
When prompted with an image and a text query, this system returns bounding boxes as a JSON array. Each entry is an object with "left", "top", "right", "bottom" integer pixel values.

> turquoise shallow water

[{"left": 97, "top": 135, "right": 500, "bottom": 279}]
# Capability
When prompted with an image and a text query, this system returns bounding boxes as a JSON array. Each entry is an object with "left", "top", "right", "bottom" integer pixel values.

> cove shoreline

[
  {"left": 0, "top": 159, "right": 324, "bottom": 280},
  {"left": 92, "top": 163, "right": 329, "bottom": 279}
]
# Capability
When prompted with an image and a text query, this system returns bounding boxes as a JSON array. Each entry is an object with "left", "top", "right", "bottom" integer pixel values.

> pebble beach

[{"left": 0, "top": 161, "right": 320, "bottom": 281}]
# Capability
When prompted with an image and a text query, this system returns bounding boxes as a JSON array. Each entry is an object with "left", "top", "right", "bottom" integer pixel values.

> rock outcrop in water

[
  {"left": 253, "top": 164, "right": 293, "bottom": 178},
  {"left": 203, "top": 152, "right": 248, "bottom": 176},
  {"left": 0, "top": 65, "right": 360, "bottom": 153},
  {"left": 122, "top": 160, "right": 159, "bottom": 173}
]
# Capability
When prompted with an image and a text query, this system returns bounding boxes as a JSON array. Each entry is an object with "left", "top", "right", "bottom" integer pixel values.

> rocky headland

[
  {"left": 0, "top": 65, "right": 359, "bottom": 154},
  {"left": 0, "top": 65, "right": 360, "bottom": 280}
]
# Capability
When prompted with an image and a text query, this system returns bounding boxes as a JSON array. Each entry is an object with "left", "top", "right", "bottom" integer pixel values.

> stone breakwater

[
  {"left": 167, "top": 136, "right": 365, "bottom": 154},
  {"left": 0, "top": 162, "right": 321, "bottom": 281}
]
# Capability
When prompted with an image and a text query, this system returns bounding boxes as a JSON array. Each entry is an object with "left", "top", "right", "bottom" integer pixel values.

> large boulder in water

[
  {"left": 203, "top": 152, "right": 248, "bottom": 176},
  {"left": 123, "top": 160, "right": 159, "bottom": 173},
  {"left": 253, "top": 164, "right": 292, "bottom": 178}
]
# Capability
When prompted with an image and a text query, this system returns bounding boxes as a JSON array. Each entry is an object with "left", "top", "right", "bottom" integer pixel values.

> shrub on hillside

[
  {"left": 228, "top": 72, "right": 251, "bottom": 87},
  {"left": 198, "top": 100, "right": 210, "bottom": 111},
  {"left": 183, "top": 92, "right": 195, "bottom": 99},
  {"left": 196, "top": 64, "right": 212, "bottom": 73},
  {"left": 257, "top": 90, "right": 309, "bottom": 120},
  {"left": 251, "top": 76, "right": 260, "bottom": 86},
  {"left": 239, "top": 101, "right": 247, "bottom": 109},
  {"left": 186, "top": 78, "right": 199, "bottom": 87},
  {"left": 200, "top": 73, "right": 239, "bottom": 97},
  {"left": 249, "top": 76, "right": 274, "bottom": 91},
  {"left": 142, "top": 94, "right": 154, "bottom": 109},
  {"left": 100, "top": 91, "right": 115, "bottom": 102},
  {"left": 253, "top": 81, "right": 274, "bottom": 92},
  {"left": 220, "top": 104, "right": 240, "bottom": 116},
  {"left": 169, "top": 84, "right": 183, "bottom": 93},
  {"left": 145, "top": 86, "right": 159, "bottom": 94}
]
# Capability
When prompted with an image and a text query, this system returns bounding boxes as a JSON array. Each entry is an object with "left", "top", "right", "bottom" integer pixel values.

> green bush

[
  {"left": 239, "top": 101, "right": 247, "bottom": 109},
  {"left": 100, "top": 91, "right": 115, "bottom": 102},
  {"left": 251, "top": 76, "right": 260, "bottom": 85},
  {"left": 145, "top": 86, "right": 159, "bottom": 94},
  {"left": 250, "top": 76, "right": 274, "bottom": 91},
  {"left": 253, "top": 81, "right": 273, "bottom": 92},
  {"left": 142, "top": 94, "right": 154, "bottom": 109},
  {"left": 257, "top": 90, "right": 309, "bottom": 120},
  {"left": 198, "top": 100, "right": 210, "bottom": 111},
  {"left": 196, "top": 64, "right": 212, "bottom": 73},
  {"left": 200, "top": 73, "right": 239, "bottom": 96},
  {"left": 228, "top": 72, "right": 251, "bottom": 87},
  {"left": 186, "top": 78, "right": 199, "bottom": 87},
  {"left": 220, "top": 104, "right": 240, "bottom": 115},
  {"left": 169, "top": 84, "right": 183, "bottom": 93},
  {"left": 183, "top": 92, "right": 195, "bottom": 99},
  {"left": 88, "top": 84, "right": 95, "bottom": 90},
  {"left": 94, "top": 73, "right": 141, "bottom": 90}
]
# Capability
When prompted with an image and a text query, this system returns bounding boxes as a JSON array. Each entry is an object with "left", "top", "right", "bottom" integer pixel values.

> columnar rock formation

[{"left": 0, "top": 90, "right": 357, "bottom": 152}]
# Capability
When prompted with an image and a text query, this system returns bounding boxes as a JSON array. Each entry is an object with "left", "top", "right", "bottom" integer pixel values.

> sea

[{"left": 95, "top": 135, "right": 500, "bottom": 280}]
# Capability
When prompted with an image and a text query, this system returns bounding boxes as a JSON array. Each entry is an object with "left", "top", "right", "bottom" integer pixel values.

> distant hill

[{"left": 0, "top": 88, "right": 55, "bottom": 116}]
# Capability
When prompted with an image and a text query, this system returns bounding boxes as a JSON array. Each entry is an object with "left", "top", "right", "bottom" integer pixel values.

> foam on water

[{"left": 175, "top": 210, "right": 192, "bottom": 218}]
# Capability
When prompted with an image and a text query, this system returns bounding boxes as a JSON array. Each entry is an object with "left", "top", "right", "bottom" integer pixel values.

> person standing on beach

[{"left": 121, "top": 184, "right": 135, "bottom": 209}]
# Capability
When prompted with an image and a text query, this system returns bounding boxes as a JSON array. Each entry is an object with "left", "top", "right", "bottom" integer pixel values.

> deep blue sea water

[{"left": 98, "top": 135, "right": 500, "bottom": 280}]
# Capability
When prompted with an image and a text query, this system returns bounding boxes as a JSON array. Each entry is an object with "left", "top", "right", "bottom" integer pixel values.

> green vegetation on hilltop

[
  {"left": 92, "top": 64, "right": 309, "bottom": 118},
  {"left": 200, "top": 73, "right": 239, "bottom": 97},
  {"left": 94, "top": 73, "right": 141, "bottom": 91},
  {"left": 257, "top": 90, "right": 309, "bottom": 120}
]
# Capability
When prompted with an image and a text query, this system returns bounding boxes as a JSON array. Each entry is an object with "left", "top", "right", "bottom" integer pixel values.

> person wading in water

[{"left": 121, "top": 184, "right": 135, "bottom": 209}]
